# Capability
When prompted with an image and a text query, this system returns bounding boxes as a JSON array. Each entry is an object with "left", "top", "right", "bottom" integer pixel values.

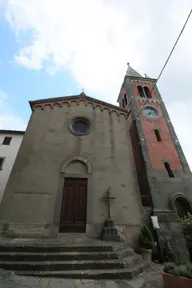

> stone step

[
  {"left": 0, "top": 255, "right": 142, "bottom": 271},
  {"left": 0, "top": 244, "right": 126, "bottom": 253},
  {"left": 14, "top": 262, "right": 149, "bottom": 280},
  {"left": 0, "top": 247, "right": 134, "bottom": 261},
  {"left": 0, "top": 240, "right": 149, "bottom": 280},
  {"left": 15, "top": 262, "right": 149, "bottom": 279}
]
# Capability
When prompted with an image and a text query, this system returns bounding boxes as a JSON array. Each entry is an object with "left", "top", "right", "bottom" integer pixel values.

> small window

[
  {"left": 2, "top": 137, "right": 12, "bottom": 145},
  {"left": 137, "top": 86, "right": 145, "bottom": 98},
  {"left": 0, "top": 158, "right": 5, "bottom": 170},
  {"left": 144, "top": 86, "right": 152, "bottom": 98},
  {"left": 122, "top": 98, "right": 125, "bottom": 108},
  {"left": 154, "top": 129, "right": 161, "bottom": 141},
  {"left": 164, "top": 162, "right": 174, "bottom": 178},
  {"left": 124, "top": 93, "right": 127, "bottom": 105}
]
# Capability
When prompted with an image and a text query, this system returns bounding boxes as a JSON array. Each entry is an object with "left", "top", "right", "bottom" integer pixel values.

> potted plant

[
  {"left": 163, "top": 262, "right": 192, "bottom": 288},
  {"left": 139, "top": 224, "right": 154, "bottom": 262}
]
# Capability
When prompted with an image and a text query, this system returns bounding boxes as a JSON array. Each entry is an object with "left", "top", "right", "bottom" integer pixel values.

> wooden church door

[{"left": 59, "top": 178, "right": 87, "bottom": 233}]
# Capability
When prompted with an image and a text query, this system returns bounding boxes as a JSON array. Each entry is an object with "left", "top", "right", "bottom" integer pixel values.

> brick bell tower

[{"left": 118, "top": 63, "right": 192, "bottom": 262}]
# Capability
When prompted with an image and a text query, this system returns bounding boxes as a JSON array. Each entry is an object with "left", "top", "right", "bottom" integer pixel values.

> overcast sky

[{"left": 0, "top": 0, "right": 192, "bottom": 168}]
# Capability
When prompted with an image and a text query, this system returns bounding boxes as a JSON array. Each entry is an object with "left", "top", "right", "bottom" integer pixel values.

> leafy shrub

[
  {"left": 163, "top": 239, "right": 174, "bottom": 262},
  {"left": 180, "top": 213, "right": 192, "bottom": 241},
  {"left": 164, "top": 262, "right": 192, "bottom": 279},
  {"left": 180, "top": 213, "right": 192, "bottom": 260},
  {"left": 187, "top": 263, "right": 192, "bottom": 273},
  {"left": 139, "top": 224, "right": 154, "bottom": 249}
]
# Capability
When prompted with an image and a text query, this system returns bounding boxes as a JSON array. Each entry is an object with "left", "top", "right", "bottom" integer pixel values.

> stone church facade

[
  {"left": 0, "top": 89, "right": 144, "bottom": 246},
  {"left": 0, "top": 64, "right": 192, "bottom": 260}
]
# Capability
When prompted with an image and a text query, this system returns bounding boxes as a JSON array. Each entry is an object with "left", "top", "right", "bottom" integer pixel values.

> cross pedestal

[{"left": 100, "top": 187, "right": 120, "bottom": 242}]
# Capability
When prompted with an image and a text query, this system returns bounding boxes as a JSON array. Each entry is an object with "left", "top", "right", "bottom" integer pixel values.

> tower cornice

[{"left": 125, "top": 75, "right": 157, "bottom": 82}]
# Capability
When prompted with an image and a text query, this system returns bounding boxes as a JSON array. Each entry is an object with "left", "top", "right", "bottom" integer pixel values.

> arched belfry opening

[
  {"left": 175, "top": 196, "right": 192, "bottom": 218},
  {"left": 143, "top": 86, "right": 152, "bottom": 98},
  {"left": 137, "top": 86, "right": 145, "bottom": 98}
]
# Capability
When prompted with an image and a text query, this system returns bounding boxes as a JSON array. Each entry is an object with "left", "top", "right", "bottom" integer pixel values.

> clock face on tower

[{"left": 142, "top": 106, "right": 159, "bottom": 119}]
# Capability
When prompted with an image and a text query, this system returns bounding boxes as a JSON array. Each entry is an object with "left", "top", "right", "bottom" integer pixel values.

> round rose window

[{"left": 72, "top": 120, "right": 90, "bottom": 135}]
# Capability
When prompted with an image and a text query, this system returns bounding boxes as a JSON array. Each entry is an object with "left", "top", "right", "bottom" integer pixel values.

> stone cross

[{"left": 101, "top": 186, "right": 115, "bottom": 219}]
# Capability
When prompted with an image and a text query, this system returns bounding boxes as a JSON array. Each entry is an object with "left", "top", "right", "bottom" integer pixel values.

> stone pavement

[{"left": 0, "top": 263, "right": 163, "bottom": 288}]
